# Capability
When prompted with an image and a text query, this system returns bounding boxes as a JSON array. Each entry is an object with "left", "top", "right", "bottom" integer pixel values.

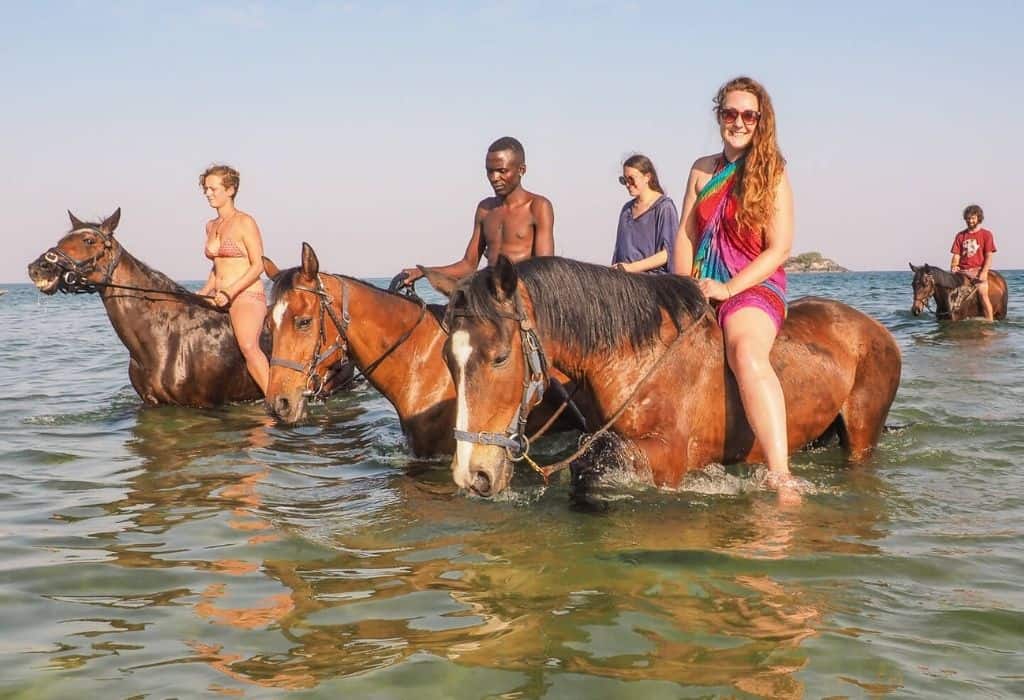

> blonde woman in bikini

[{"left": 197, "top": 164, "right": 270, "bottom": 395}]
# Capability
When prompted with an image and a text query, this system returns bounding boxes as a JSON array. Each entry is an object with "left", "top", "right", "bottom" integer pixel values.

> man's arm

[
  {"left": 950, "top": 253, "right": 961, "bottom": 272},
  {"left": 532, "top": 196, "right": 554, "bottom": 256},
  {"left": 402, "top": 204, "right": 487, "bottom": 284},
  {"left": 616, "top": 250, "right": 669, "bottom": 273},
  {"left": 978, "top": 251, "right": 994, "bottom": 279}
]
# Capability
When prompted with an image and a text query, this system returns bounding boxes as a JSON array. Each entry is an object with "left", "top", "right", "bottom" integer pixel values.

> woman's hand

[
  {"left": 212, "top": 289, "right": 232, "bottom": 308},
  {"left": 698, "top": 278, "right": 733, "bottom": 301}
]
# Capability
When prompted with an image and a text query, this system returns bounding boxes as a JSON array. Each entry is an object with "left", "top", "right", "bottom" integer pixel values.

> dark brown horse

[
  {"left": 442, "top": 256, "right": 902, "bottom": 497},
  {"left": 262, "top": 243, "right": 592, "bottom": 457},
  {"left": 909, "top": 263, "right": 1008, "bottom": 321},
  {"left": 26, "top": 209, "right": 348, "bottom": 407}
]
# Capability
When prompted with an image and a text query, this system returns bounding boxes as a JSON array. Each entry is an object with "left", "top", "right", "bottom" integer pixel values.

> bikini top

[{"left": 205, "top": 235, "right": 246, "bottom": 260}]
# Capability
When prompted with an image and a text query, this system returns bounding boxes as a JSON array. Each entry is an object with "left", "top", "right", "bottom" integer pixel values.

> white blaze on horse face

[
  {"left": 271, "top": 300, "right": 287, "bottom": 330},
  {"left": 451, "top": 330, "right": 474, "bottom": 488}
]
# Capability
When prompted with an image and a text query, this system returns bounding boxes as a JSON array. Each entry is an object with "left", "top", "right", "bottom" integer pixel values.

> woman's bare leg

[
  {"left": 722, "top": 307, "right": 788, "bottom": 475},
  {"left": 230, "top": 294, "right": 269, "bottom": 395}
]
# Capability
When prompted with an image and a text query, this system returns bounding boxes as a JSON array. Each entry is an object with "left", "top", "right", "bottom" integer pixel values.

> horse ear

[
  {"left": 68, "top": 210, "right": 86, "bottom": 230},
  {"left": 488, "top": 255, "right": 518, "bottom": 301},
  {"left": 418, "top": 265, "right": 458, "bottom": 298},
  {"left": 100, "top": 208, "right": 121, "bottom": 235},
  {"left": 300, "top": 242, "right": 319, "bottom": 279},
  {"left": 909, "top": 262, "right": 918, "bottom": 272},
  {"left": 263, "top": 256, "right": 281, "bottom": 280}
]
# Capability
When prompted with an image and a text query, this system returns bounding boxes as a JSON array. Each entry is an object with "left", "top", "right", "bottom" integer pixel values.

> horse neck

[
  {"left": 534, "top": 304, "right": 711, "bottom": 420},
  {"left": 99, "top": 249, "right": 197, "bottom": 350},
  {"left": 325, "top": 275, "right": 450, "bottom": 404}
]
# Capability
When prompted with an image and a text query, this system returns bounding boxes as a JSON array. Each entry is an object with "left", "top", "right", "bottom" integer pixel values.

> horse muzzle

[
  {"left": 268, "top": 391, "right": 309, "bottom": 424},
  {"left": 911, "top": 303, "right": 923, "bottom": 316},
  {"left": 27, "top": 257, "right": 61, "bottom": 295}
]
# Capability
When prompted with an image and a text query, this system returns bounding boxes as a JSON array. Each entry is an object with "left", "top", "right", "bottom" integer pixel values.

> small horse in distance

[
  {"left": 909, "top": 263, "right": 1007, "bottom": 321},
  {"left": 27, "top": 209, "right": 349, "bottom": 407},
  {"left": 262, "top": 243, "right": 593, "bottom": 457},
  {"left": 442, "top": 256, "right": 902, "bottom": 498}
]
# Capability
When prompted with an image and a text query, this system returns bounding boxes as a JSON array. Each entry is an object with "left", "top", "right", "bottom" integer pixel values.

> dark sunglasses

[
  {"left": 618, "top": 175, "right": 638, "bottom": 187},
  {"left": 718, "top": 107, "right": 761, "bottom": 126}
]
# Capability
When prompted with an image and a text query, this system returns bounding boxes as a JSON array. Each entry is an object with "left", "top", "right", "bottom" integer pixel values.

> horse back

[{"left": 988, "top": 271, "right": 1009, "bottom": 320}]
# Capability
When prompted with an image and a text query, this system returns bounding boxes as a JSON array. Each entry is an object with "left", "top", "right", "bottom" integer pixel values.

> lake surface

[{"left": 1, "top": 270, "right": 1022, "bottom": 698}]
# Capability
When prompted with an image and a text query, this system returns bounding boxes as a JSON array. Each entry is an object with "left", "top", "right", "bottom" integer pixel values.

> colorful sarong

[{"left": 692, "top": 157, "right": 787, "bottom": 331}]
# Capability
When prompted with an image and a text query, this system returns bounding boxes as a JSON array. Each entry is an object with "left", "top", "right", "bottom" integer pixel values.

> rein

[
  {"left": 269, "top": 274, "right": 427, "bottom": 399},
  {"left": 451, "top": 287, "right": 709, "bottom": 483},
  {"left": 46, "top": 226, "right": 215, "bottom": 302}
]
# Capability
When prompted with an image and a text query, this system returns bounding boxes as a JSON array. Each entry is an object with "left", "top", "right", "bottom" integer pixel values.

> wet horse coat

[
  {"left": 263, "top": 243, "right": 594, "bottom": 457},
  {"left": 26, "top": 210, "right": 336, "bottom": 407},
  {"left": 443, "top": 257, "right": 902, "bottom": 497}
]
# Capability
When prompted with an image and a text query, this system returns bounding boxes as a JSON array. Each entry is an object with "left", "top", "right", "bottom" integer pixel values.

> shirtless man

[{"left": 400, "top": 137, "right": 554, "bottom": 286}]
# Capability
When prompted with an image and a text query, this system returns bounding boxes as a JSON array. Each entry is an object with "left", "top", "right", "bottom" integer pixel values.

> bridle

[
  {"left": 43, "top": 227, "right": 123, "bottom": 294},
  {"left": 449, "top": 290, "right": 548, "bottom": 462},
  {"left": 913, "top": 270, "right": 979, "bottom": 320},
  {"left": 269, "top": 274, "right": 428, "bottom": 400},
  {"left": 43, "top": 227, "right": 212, "bottom": 302},
  {"left": 449, "top": 286, "right": 709, "bottom": 482}
]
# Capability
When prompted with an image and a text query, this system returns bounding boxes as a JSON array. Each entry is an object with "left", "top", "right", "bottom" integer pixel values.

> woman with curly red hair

[{"left": 672, "top": 76, "right": 795, "bottom": 488}]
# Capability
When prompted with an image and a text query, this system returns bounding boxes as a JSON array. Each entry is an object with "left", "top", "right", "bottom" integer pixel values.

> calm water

[{"left": 1, "top": 270, "right": 1023, "bottom": 699}]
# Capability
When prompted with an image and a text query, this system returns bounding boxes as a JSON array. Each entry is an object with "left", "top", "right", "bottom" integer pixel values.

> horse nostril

[
  {"left": 275, "top": 396, "right": 290, "bottom": 416},
  {"left": 471, "top": 471, "right": 492, "bottom": 497}
]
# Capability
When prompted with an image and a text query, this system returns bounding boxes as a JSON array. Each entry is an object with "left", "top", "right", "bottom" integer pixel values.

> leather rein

[
  {"left": 269, "top": 274, "right": 427, "bottom": 399},
  {"left": 449, "top": 287, "right": 707, "bottom": 483}
]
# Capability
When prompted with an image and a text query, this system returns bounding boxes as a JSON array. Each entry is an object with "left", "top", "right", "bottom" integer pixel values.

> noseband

[
  {"left": 43, "top": 227, "right": 123, "bottom": 294},
  {"left": 449, "top": 290, "right": 549, "bottom": 462},
  {"left": 270, "top": 275, "right": 428, "bottom": 400},
  {"left": 269, "top": 274, "right": 351, "bottom": 400}
]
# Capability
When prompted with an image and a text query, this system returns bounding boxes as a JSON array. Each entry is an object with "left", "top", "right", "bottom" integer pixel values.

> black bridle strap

[{"left": 269, "top": 275, "right": 428, "bottom": 397}]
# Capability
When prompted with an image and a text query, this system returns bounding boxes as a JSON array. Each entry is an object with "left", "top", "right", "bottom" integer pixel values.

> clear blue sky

[{"left": 4, "top": 1, "right": 1021, "bottom": 282}]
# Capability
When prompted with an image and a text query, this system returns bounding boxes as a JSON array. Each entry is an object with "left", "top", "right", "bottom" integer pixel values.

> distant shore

[{"left": 784, "top": 252, "right": 848, "bottom": 273}]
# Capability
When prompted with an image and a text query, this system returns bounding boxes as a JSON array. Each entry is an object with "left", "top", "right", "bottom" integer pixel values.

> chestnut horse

[
  {"left": 262, "top": 243, "right": 592, "bottom": 457},
  {"left": 442, "top": 256, "right": 902, "bottom": 497},
  {"left": 26, "top": 209, "right": 349, "bottom": 407},
  {"left": 909, "top": 263, "right": 1007, "bottom": 321}
]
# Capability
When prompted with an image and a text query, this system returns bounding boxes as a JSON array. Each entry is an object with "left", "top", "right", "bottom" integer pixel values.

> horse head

[
  {"left": 443, "top": 256, "right": 546, "bottom": 497},
  {"left": 264, "top": 242, "right": 348, "bottom": 423},
  {"left": 28, "top": 209, "right": 123, "bottom": 294},
  {"left": 909, "top": 262, "right": 936, "bottom": 316}
]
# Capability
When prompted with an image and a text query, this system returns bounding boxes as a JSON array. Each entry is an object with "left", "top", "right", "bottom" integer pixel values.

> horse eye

[
  {"left": 295, "top": 317, "right": 313, "bottom": 330},
  {"left": 493, "top": 352, "right": 510, "bottom": 367},
  {"left": 83, "top": 237, "right": 95, "bottom": 245}
]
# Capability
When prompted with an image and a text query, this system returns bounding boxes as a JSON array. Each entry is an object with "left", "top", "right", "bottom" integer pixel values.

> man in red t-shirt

[{"left": 950, "top": 203, "right": 998, "bottom": 321}]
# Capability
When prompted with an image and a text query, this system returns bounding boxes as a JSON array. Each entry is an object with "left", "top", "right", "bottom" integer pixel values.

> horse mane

[
  {"left": 455, "top": 257, "right": 708, "bottom": 354},
  {"left": 920, "top": 264, "right": 961, "bottom": 289},
  {"left": 269, "top": 267, "right": 427, "bottom": 309}
]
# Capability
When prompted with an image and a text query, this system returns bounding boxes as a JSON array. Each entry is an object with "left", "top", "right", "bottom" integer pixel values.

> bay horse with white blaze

[
  {"left": 262, "top": 243, "right": 593, "bottom": 457},
  {"left": 27, "top": 209, "right": 349, "bottom": 407},
  {"left": 443, "top": 256, "right": 902, "bottom": 498},
  {"left": 909, "top": 263, "right": 1007, "bottom": 321}
]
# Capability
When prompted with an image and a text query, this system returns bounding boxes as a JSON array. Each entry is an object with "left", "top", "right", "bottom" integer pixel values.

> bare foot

[{"left": 764, "top": 470, "right": 804, "bottom": 507}]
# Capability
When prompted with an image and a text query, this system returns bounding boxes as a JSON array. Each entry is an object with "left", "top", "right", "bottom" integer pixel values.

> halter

[
  {"left": 43, "top": 226, "right": 123, "bottom": 294},
  {"left": 913, "top": 270, "right": 979, "bottom": 320},
  {"left": 269, "top": 274, "right": 427, "bottom": 400},
  {"left": 449, "top": 289, "right": 549, "bottom": 462},
  {"left": 449, "top": 286, "right": 709, "bottom": 482}
]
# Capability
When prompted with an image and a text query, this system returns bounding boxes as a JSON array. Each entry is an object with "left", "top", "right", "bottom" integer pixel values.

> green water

[{"left": 1, "top": 272, "right": 1022, "bottom": 698}]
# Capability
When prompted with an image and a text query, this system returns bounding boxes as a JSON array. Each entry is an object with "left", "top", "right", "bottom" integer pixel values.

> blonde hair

[
  {"left": 199, "top": 164, "right": 240, "bottom": 198},
  {"left": 714, "top": 76, "right": 785, "bottom": 233}
]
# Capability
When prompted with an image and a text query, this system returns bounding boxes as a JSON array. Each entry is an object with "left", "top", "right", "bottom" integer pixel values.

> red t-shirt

[{"left": 950, "top": 227, "right": 996, "bottom": 270}]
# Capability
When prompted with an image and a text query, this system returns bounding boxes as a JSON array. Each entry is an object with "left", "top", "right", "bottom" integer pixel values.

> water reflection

[{"left": 33, "top": 339, "right": 894, "bottom": 696}]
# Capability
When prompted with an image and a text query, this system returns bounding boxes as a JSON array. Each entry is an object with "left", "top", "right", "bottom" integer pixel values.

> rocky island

[{"left": 784, "top": 252, "right": 848, "bottom": 273}]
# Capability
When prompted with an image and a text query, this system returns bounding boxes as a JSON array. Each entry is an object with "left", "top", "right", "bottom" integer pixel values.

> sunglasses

[
  {"left": 718, "top": 107, "right": 761, "bottom": 126},
  {"left": 618, "top": 175, "right": 638, "bottom": 187}
]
